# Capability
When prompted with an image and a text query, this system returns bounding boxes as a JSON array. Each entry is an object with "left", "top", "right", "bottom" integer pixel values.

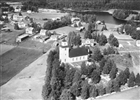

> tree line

[
  {"left": 43, "top": 16, "right": 71, "bottom": 30},
  {"left": 20, "top": 0, "right": 140, "bottom": 11},
  {"left": 118, "top": 20, "right": 140, "bottom": 40}
]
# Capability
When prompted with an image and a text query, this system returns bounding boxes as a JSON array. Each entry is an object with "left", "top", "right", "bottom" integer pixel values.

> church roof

[{"left": 69, "top": 46, "right": 88, "bottom": 58}]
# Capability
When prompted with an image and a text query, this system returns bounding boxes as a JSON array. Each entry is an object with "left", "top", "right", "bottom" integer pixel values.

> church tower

[{"left": 59, "top": 40, "right": 69, "bottom": 63}]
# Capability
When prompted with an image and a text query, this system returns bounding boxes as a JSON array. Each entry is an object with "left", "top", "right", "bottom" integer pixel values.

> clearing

[{"left": 0, "top": 47, "right": 42, "bottom": 86}]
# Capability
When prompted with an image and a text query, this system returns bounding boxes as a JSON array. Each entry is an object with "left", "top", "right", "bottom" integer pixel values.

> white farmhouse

[
  {"left": 39, "top": 29, "right": 47, "bottom": 36},
  {"left": 12, "top": 14, "right": 23, "bottom": 21},
  {"left": 71, "top": 17, "right": 81, "bottom": 23},
  {"left": 26, "top": 27, "right": 34, "bottom": 35},
  {"left": 14, "top": 8, "right": 21, "bottom": 13},
  {"left": 81, "top": 39, "right": 95, "bottom": 47},
  {"left": 136, "top": 40, "right": 140, "bottom": 47},
  {"left": 59, "top": 40, "right": 89, "bottom": 63},
  {"left": 18, "top": 21, "right": 26, "bottom": 28}
]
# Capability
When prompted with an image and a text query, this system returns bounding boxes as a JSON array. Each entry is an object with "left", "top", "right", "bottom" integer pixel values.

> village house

[
  {"left": 71, "top": 17, "right": 82, "bottom": 27},
  {"left": 12, "top": 14, "right": 24, "bottom": 21},
  {"left": 39, "top": 29, "right": 47, "bottom": 36},
  {"left": 14, "top": 7, "right": 21, "bottom": 13},
  {"left": 18, "top": 21, "right": 26, "bottom": 28},
  {"left": 25, "top": 27, "right": 34, "bottom": 36},
  {"left": 59, "top": 40, "right": 89, "bottom": 63},
  {"left": 81, "top": 39, "right": 95, "bottom": 47}
]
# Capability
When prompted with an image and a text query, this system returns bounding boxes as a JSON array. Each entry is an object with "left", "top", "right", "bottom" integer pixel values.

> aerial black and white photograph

[{"left": 0, "top": 0, "right": 140, "bottom": 100}]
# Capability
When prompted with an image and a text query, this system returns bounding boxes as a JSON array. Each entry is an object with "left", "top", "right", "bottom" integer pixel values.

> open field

[
  {"left": 18, "top": 39, "right": 54, "bottom": 52},
  {"left": 22, "top": 11, "right": 67, "bottom": 20},
  {"left": 0, "top": 29, "right": 25, "bottom": 45},
  {"left": 0, "top": 47, "right": 42, "bottom": 86},
  {"left": 51, "top": 26, "right": 77, "bottom": 35},
  {"left": 0, "top": 44, "right": 15, "bottom": 56},
  {"left": 0, "top": 47, "right": 55, "bottom": 100}
]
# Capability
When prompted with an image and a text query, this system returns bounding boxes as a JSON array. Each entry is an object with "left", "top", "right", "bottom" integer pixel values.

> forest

[{"left": 1, "top": 0, "right": 140, "bottom": 10}]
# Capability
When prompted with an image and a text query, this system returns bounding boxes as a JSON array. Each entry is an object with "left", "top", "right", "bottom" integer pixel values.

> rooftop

[{"left": 69, "top": 46, "right": 88, "bottom": 58}]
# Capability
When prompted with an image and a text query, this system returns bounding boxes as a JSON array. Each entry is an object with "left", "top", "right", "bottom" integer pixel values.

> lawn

[
  {"left": 0, "top": 44, "right": 15, "bottom": 56},
  {"left": 0, "top": 47, "right": 42, "bottom": 86},
  {"left": 109, "top": 54, "right": 133, "bottom": 71},
  {"left": 50, "top": 26, "right": 77, "bottom": 35}
]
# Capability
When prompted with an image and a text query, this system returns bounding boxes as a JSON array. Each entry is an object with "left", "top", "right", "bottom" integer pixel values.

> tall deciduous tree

[
  {"left": 99, "top": 33, "right": 107, "bottom": 46},
  {"left": 108, "top": 34, "right": 119, "bottom": 47}
]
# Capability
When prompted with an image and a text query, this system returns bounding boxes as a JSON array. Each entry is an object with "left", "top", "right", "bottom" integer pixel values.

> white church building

[{"left": 59, "top": 40, "right": 89, "bottom": 63}]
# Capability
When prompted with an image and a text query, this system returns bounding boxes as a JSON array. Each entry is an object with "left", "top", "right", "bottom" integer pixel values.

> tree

[
  {"left": 81, "top": 81, "right": 90, "bottom": 99},
  {"left": 87, "top": 64, "right": 97, "bottom": 78},
  {"left": 103, "top": 59, "right": 114, "bottom": 74},
  {"left": 106, "top": 80, "right": 113, "bottom": 93},
  {"left": 75, "top": 34, "right": 81, "bottom": 46},
  {"left": 97, "top": 83, "right": 105, "bottom": 96},
  {"left": 92, "top": 47, "right": 103, "bottom": 62},
  {"left": 60, "top": 89, "right": 75, "bottom": 100},
  {"left": 108, "top": 34, "right": 119, "bottom": 47},
  {"left": 136, "top": 30, "right": 140, "bottom": 40},
  {"left": 65, "top": 67, "right": 76, "bottom": 87},
  {"left": 112, "top": 79, "right": 120, "bottom": 92},
  {"left": 99, "top": 33, "right": 107, "bottom": 46},
  {"left": 81, "top": 62, "right": 88, "bottom": 75},
  {"left": 70, "top": 81, "right": 81, "bottom": 97},
  {"left": 84, "top": 30, "right": 92, "bottom": 39},
  {"left": 91, "top": 70, "right": 101, "bottom": 84},
  {"left": 42, "top": 83, "right": 52, "bottom": 100},
  {"left": 135, "top": 73, "right": 140, "bottom": 86},
  {"left": 109, "top": 63, "right": 118, "bottom": 79},
  {"left": 124, "top": 68, "right": 130, "bottom": 79},
  {"left": 68, "top": 31, "right": 81, "bottom": 46},
  {"left": 90, "top": 85, "right": 97, "bottom": 98},
  {"left": 103, "top": 46, "right": 116, "bottom": 55},
  {"left": 128, "top": 72, "right": 136, "bottom": 87},
  {"left": 99, "top": 57, "right": 106, "bottom": 72},
  {"left": 73, "top": 70, "right": 82, "bottom": 83},
  {"left": 14, "top": 23, "right": 19, "bottom": 30},
  {"left": 88, "top": 15, "right": 96, "bottom": 23},
  {"left": 117, "top": 71, "right": 127, "bottom": 85}
]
